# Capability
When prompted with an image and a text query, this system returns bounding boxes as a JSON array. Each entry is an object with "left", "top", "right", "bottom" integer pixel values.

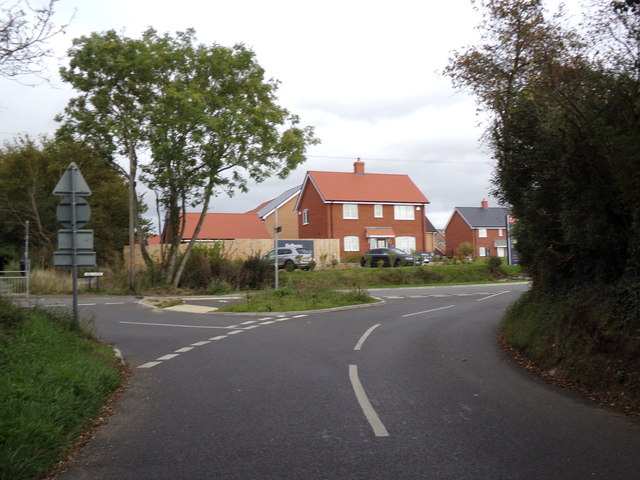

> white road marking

[
  {"left": 476, "top": 291, "right": 510, "bottom": 302},
  {"left": 241, "top": 320, "right": 257, "bottom": 325},
  {"left": 349, "top": 365, "right": 389, "bottom": 437},
  {"left": 79, "top": 303, "right": 96, "bottom": 306},
  {"left": 402, "top": 305, "right": 455, "bottom": 318},
  {"left": 227, "top": 330, "right": 244, "bottom": 335},
  {"left": 105, "top": 302, "right": 125, "bottom": 305},
  {"left": 292, "top": 314, "right": 308, "bottom": 318},
  {"left": 175, "top": 347, "right": 194, "bottom": 353},
  {"left": 120, "top": 321, "right": 236, "bottom": 329},
  {"left": 275, "top": 318, "right": 289, "bottom": 322},
  {"left": 210, "top": 335, "right": 227, "bottom": 340},
  {"left": 354, "top": 324, "right": 381, "bottom": 351},
  {"left": 258, "top": 317, "right": 273, "bottom": 321},
  {"left": 138, "top": 361, "right": 161, "bottom": 369},
  {"left": 244, "top": 325, "right": 260, "bottom": 330},
  {"left": 260, "top": 321, "right": 275, "bottom": 325},
  {"left": 157, "top": 354, "right": 179, "bottom": 361},
  {"left": 191, "top": 341, "right": 211, "bottom": 346}
]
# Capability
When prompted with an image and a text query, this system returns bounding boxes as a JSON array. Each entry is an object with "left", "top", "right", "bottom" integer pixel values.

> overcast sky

[{"left": 0, "top": 0, "right": 583, "bottom": 231}]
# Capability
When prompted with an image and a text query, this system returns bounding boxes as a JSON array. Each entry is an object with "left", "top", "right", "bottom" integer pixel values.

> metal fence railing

[{"left": 0, "top": 272, "right": 29, "bottom": 296}]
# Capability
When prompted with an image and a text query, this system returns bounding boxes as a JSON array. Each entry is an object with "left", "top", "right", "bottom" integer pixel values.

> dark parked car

[{"left": 360, "top": 247, "right": 415, "bottom": 267}]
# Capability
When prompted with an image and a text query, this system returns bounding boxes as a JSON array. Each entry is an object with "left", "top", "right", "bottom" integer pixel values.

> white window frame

[
  {"left": 394, "top": 205, "right": 415, "bottom": 220},
  {"left": 344, "top": 236, "right": 360, "bottom": 252},
  {"left": 395, "top": 236, "right": 416, "bottom": 254},
  {"left": 343, "top": 203, "right": 358, "bottom": 219},
  {"left": 302, "top": 209, "right": 309, "bottom": 225},
  {"left": 374, "top": 204, "right": 383, "bottom": 218},
  {"left": 479, "top": 247, "right": 487, "bottom": 257},
  {"left": 478, "top": 228, "right": 488, "bottom": 238}
]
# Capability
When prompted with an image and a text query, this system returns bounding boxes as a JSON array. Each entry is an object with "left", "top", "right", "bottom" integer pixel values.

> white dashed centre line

[
  {"left": 138, "top": 361, "right": 162, "bottom": 369},
  {"left": 191, "top": 341, "right": 211, "bottom": 346},
  {"left": 157, "top": 354, "right": 180, "bottom": 361},
  {"left": 354, "top": 324, "right": 381, "bottom": 351},
  {"left": 175, "top": 347, "right": 194, "bottom": 353},
  {"left": 349, "top": 365, "right": 389, "bottom": 437},
  {"left": 476, "top": 291, "right": 510, "bottom": 302},
  {"left": 402, "top": 305, "right": 455, "bottom": 318},
  {"left": 210, "top": 335, "right": 227, "bottom": 341},
  {"left": 227, "top": 330, "right": 244, "bottom": 335}
]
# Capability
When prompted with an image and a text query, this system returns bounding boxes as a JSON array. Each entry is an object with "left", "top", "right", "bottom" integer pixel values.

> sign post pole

[{"left": 53, "top": 162, "right": 95, "bottom": 325}]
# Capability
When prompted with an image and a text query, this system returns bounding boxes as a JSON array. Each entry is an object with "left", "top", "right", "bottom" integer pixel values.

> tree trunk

[{"left": 171, "top": 190, "right": 212, "bottom": 288}]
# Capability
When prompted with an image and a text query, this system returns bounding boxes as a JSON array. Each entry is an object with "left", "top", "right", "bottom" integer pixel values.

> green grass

[
  {"left": 279, "top": 263, "right": 524, "bottom": 290},
  {"left": 0, "top": 298, "right": 123, "bottom": 480},
  {"left": 220, "top": 287, "right": 376, "bottom": 313}
]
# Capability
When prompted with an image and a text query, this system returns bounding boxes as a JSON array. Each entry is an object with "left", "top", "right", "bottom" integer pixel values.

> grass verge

[
  {"left": 278, "top": 263, "right": 524, "bottom": 290},
  {"left": 0, "top": 297, "right": 124, "bottom": 480},
  {"left": 220, "top": 287, "right": 376, "bottom": 313}
]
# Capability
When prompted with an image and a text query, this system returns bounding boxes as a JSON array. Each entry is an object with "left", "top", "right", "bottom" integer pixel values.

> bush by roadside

[
  {"left": 0, "top": 297, "right": 124, "bottom": 480},
  {"left": 501, "top": 281, "right": 640, "bottom": 415}
]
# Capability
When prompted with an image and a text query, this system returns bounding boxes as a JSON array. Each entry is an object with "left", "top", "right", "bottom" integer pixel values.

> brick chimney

[
  {"left": 354, "top": 158, "right": 365, "bottom": 176},
  {"left": 481, "top": 199, "right": 489, "bottom": 209}
]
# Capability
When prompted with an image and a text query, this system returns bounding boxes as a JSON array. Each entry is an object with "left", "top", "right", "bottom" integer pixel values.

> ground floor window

[
  {"left": 497, "top": 247, "right": 507, "bottom": 257},
  {"left": 344, "top": 236, "right": 360, "bottom": 251},
  {"left": 395, "top": 236, "right": 416, "bottom": 253}
]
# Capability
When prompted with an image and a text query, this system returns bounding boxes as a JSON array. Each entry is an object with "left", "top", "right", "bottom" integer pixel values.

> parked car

[
  {"left": 264, "top": 247, "right": 314, "bottom": 270},
  {"left": 360, "top": 247, "right": 415, "bottom": 267},
  {"left": 413, "top": 251, "right": 433, "bottom": 265}
]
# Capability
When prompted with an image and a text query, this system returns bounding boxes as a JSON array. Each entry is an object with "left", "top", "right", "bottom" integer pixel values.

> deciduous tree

[{"left": 58, "top": 28, "right": 318, "bottom": 289}]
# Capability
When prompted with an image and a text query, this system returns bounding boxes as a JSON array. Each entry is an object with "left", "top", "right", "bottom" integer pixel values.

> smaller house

[
  {"left": 166, "top": 212, "right": 269, "bottom": 242},
  {"left": 246, "top": 185, "right": 301, "bottom": 239},
  {"left": 424, "top": 217, "right": 446, "bottom": 256},
  {"left": 445, "top": 200, "right": 510, "bottom": 258}
]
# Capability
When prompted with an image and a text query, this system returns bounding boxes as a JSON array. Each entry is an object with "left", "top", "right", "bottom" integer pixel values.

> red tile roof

[
  {"left": 306, "top": 170, "right": 429, "bottom": 204},
  {"left": 180, "top": 212, "right": 269, "bottom": 240}
]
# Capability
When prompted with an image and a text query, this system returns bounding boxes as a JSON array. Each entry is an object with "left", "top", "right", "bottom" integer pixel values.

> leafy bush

[
  {"left": 342, "top": 252, "right": 361, "bottom": 263},
  {"left": 488, "top": 256, "right": 502, "bottom": 276}
]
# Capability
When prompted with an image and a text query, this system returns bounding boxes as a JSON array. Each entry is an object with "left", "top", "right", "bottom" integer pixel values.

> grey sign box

[
  {"left": 53, "top": 162, "right": 92, "bottom": 195},
  {"left": 58, "top": 230, "right": 94, "bottom": 250},
  {"left": 57, "top": 197, "right": 91, "bottom": 229},
  {"left": 54, "top": 251, "right": 97, "bottom": 267}
]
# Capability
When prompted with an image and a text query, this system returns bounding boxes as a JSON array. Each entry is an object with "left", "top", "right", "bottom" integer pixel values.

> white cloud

[{"left": 0, "top": 0, "right": 584, "bottom": 230}]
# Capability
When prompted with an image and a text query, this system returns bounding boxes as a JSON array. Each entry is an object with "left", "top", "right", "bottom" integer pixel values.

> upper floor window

[
  {"left": 343, "top": 203, "right": 358, "bottom": 219},
  {"left": 478, "top": 228, "right": 488, "bottom": 238},
  {"left": 374, "top": 204, "right": 383, "bottom": 218},
  {"left": 394, "top": 205, "right": 415, "bottom": 220},
  {"left": 302, "top": 209, "right": 309, "bottom": 225}
]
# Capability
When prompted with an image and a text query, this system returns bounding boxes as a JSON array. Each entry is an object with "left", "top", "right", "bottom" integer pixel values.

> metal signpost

[{"left": 53, "top": 162, "right": 95, "bottom": 324}]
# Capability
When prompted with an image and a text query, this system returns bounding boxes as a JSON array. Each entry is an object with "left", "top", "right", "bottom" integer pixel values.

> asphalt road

[{"left": 53, "top": 284, "right": 640, "bottom": 480}]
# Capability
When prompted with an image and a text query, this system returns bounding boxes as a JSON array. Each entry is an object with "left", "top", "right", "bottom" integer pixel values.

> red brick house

[
  {"left": 444, "top": 200, "right": 510, "bottom": 258},
  {"left": 294, "top": 159, "right": 429, "bottom": 258}
]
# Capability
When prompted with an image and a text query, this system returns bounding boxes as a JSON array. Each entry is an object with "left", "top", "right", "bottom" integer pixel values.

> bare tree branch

[{"left": 0, "top": 0, "right": 70, "bottom": 79}]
